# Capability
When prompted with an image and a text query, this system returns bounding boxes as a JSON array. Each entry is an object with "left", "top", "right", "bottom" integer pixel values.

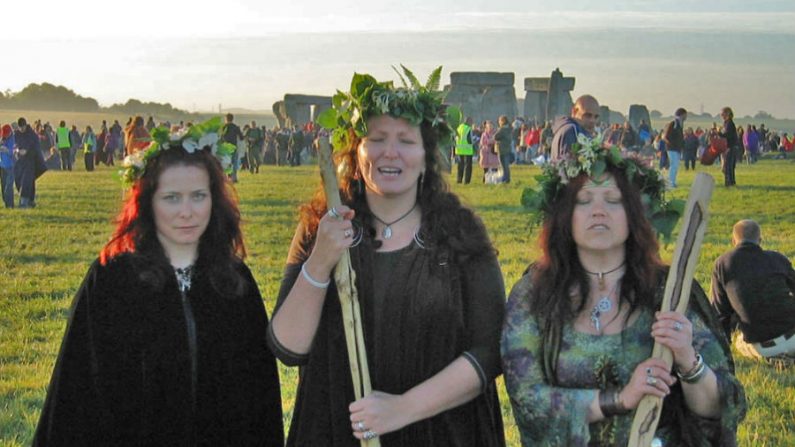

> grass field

[{"left": 1, "top": 157, "right": 794, "bottom": 446}]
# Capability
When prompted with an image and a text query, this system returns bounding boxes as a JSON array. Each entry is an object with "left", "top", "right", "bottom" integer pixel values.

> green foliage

[
  {"left": 120, "top": 116, "right": 236, "bottom": 186},
  {"left": 2, "top": 158, "right": 794, "bottom": 445},
  {"left": 520, "top": 135, "right": 683, "bottom": 243},
  {"left": 317, "top": 66, "right": 459, "bottom": 153}
]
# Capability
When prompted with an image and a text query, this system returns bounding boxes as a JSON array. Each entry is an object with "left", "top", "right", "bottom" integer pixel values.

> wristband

[
  {"left": 676, "top": 353, "right": 707, "bottom": 383},
  {"left": 301, "top": 264, "right": 330, "bottom": 289},
  {"left": 599, "top": 388, "right": 630, "bottom": 417}
]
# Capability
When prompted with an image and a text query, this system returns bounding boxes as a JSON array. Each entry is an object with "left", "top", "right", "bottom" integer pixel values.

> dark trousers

[
  {"left": 683, "top": 150, "right": 697, "bottom": 170},
  {"left": 59, "top": 148, "right": 72, "bottom": 171},
  {"left": 84, "top": 153, "right": 95, "bottom": 172},
  {"left": 456, "top": 155, "right": 473, "bottom": 184},
  {"left": 16, "top": 166, "right": 36, "bottom": 205},
  {"left": 1, "top": 167, "right": 13, "bottom": 208},
  {"left": 723, "top": 146, "right": 738, "bottom": 186},
  {"left": 276, "top": 149, "right": 287, "bottom": 166},
  {"left": 499, "top": 153, "right": 512, "bottom": 183}
]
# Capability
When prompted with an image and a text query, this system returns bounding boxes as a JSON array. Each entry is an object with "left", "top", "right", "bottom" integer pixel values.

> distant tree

[
  {"left": 754, "top": 110, "right": 773, "bottom": 120},
  {"left": 105, "top": 99, "right": 191, "bottom": 117},
  {"left": 650, "top": 109, "right": 662, "bottom": 119},
  {"left": 0, "top": 83, "right": 100, "bottom": 111}
]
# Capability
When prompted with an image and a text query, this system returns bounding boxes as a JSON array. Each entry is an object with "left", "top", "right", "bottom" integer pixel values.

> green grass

[{"left": 2, "top": 157, "right": 794, "bottom": 446}]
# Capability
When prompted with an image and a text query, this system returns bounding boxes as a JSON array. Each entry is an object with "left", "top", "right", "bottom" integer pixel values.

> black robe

[
  {"left": 271, "top": 227, "right": 506, "bottom": 446},
  {"left": 33, "top": 254, "right": 284, "bottom": 446}
]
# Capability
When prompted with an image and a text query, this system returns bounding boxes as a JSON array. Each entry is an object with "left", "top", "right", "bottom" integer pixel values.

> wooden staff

[
  {"left": 317, "top": 139, "right": 379, "bottom": 447},
  {"left": 627, "top": 172, "right": 714, "bottom": 447}
]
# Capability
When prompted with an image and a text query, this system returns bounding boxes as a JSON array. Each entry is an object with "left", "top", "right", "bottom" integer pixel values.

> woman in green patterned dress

[{"left": 502, "top": 144, "right": 746, "bottom": 446}]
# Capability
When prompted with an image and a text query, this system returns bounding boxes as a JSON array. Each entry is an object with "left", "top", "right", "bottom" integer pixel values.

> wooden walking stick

[
  {"left": 317, "top": 138, "right": 379, "bottom": 447},
  {"left": 627, "top": 172, "right": 715, "bottom": 447}
]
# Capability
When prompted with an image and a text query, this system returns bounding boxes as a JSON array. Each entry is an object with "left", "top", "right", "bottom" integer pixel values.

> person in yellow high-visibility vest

[
  {"left": 55, "top": 121, "right": 73, "bottom": 171},
  {"left": 455, "top": 117, "right": 474, "bottom": 184}
]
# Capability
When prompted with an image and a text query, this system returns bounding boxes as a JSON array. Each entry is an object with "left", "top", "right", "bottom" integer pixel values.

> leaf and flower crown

[
  {"left": 521, "top": 133, "right": 685, "bottom": 242},
  {"left": 317, "top": 65, "right": 461, "bottom": 152},
  {"left": 120, "top": 117, "right": 236, "bottom": 186}
]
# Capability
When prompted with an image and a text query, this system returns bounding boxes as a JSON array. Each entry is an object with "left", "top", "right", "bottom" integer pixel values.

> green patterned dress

[{"left": 501, "top": 272, "right": 746, "bottom": 446}]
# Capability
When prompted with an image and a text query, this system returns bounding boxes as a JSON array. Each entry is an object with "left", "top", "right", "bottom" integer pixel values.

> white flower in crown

[
  {"left": 182, "top": 138, "right": 199, "bottom": 153},
  {"left": 199, "top": 132, "right": 219, "bottom": 152},
  {"left": 122, "top": 150, "right": 146, "bottom": 169}
]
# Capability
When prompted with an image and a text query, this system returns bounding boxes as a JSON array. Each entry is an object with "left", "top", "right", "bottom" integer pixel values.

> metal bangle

[
  {"left": 676, "top": 353, "right": 708, "bottom": 383},
  {"left": 301, "top": 264, "right": 330, "bottom": 289},
  {"left": 599, "top": 388, "right": 629, "bottom": 417}
]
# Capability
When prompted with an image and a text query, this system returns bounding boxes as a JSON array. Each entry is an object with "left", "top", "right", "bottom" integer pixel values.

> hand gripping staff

[
  {"left": 317, "top": 141, "right": 380, "bottom": 447},
  {"left": 627, "top": 173, "right": 714, "bottom": 447}
]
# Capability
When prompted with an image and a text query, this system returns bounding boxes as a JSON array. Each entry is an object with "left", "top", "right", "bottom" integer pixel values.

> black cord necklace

[
  {"left": 372, "top": 203, "right": 417, "bottom": 240},
  {"left": 583, "top": 262, "right": 625, "bottom": 291}
]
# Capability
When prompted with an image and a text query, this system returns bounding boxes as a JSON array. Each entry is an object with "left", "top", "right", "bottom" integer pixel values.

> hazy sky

[{"left": 4, "top": 0, "right": 794, "bottom": 118}]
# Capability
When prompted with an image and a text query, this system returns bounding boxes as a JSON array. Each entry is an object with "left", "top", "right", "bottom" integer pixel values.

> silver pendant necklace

[
  {"left": 372, "top": 203, "right": 417, "bottom": 240},
  {"left": 590, "top": 280, "right": 619, "bottom": 334}
]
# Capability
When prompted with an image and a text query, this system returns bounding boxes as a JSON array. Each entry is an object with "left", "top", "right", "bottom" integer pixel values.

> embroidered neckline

[{"left": 174, "top": 265, "right": 194, "bottom": 293}]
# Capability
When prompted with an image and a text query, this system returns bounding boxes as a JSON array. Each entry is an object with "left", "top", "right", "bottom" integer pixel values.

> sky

[{"left": 3, "top": 0, "right": 794, "bottom": 118}]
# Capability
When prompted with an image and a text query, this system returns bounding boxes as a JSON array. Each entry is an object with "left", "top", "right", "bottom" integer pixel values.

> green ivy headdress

[
  {"left": 520, "top": 133, "right": 685, "bottom": 242},
  {"left": 317, "top": 65, "right": 461, "bottom": 152},
  {"left": 120, "top": 116, "right": 236, "bottom": 186}
]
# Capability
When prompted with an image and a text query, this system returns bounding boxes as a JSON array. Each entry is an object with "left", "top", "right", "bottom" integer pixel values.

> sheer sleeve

[
  {"left": 266, "top": 222, "right": 314, "bottom": 366},
  {"left": 501, "top": 274, "right": 596, "bottom": 447},
  {"left": 460, "top": 253, "right": 505, "bottom": 390}
]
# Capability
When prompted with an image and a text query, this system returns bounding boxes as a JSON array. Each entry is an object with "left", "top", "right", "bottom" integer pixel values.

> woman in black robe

[
  {"left": 268, "top": 69, "right": 506, "bottom": 446},
  {"left": 33, "top": 121, "right": 284, "bottom": 446}
]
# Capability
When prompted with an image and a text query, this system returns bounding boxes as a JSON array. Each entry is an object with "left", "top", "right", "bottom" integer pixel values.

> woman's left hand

[
  {"left": 651, "top": 311, "right": 698, "bottom": 372},
  {"left": 349, "top": 391, "right": 411, "bottom": 441}
]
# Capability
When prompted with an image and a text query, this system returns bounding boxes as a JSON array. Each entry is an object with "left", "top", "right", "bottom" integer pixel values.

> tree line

[{"left": 0, "top": 82, "right": 191, "bottom": 117}]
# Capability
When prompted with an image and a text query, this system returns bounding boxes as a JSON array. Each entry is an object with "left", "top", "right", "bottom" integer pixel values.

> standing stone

[
  {"left": 523, "top": 68, "right": 575, "bottom": 124},
  {"left": 444, "top": 72, "right": 518, "bottom": 125},
  {"left": 273, "top": 94, "right": 332, "bottom": 129}
]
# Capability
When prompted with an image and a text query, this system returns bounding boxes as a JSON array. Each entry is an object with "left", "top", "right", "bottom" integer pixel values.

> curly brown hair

[
  {"left": 530, "top": 163, "right": 664, "bottom": 323},
  {"left": 299, "top": 120, "right": 494, "bottom": 263}
]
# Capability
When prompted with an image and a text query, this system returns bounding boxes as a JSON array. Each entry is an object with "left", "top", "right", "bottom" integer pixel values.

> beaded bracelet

[
  {"left": 599, "top": 388, "right": 630, "bottom": 417},
  {"left": 676, "top": 353, "right": 708, "bottom": 383},
  {"left": 301, "top": 264, "right": 330, "bottom": 289}
]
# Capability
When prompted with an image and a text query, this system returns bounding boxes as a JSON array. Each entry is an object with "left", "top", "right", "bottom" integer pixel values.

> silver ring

[
  {"left": 327, "top": 207, "right": 341, "bottom": 220},
  {"left": 646, "top": 376, "right": 658, "bottom": 386},
  {"left": 673, "top": 321, "right": 683, "bottom": 332},
  {"left": 344, "top": 229, "right": 353, "bottom": 238},
  {"left": 363, "top": 430, "right": 378, "bottom": 440},
  {"left": 354, "top": 421, "right": 366, "bottom": 432}
]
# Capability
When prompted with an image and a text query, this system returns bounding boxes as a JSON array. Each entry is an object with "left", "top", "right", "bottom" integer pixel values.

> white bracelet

[{"left": 301, "top": 264, "right": 330, "bottom": 289}]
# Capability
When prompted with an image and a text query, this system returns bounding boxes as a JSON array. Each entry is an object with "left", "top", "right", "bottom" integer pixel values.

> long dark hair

[
  {"left": 299, "top": 119, "right": 494, "bottom": 263},
  {"left": 101, "top": 146, "right": 247, "bottom": 296},
  {"left": 530, "top": 163, "right": 664, "bottom": 324}
]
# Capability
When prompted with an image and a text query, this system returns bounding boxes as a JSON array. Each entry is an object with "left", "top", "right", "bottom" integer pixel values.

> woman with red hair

[{"left": 34, "top": 120, "right": 284, "bottom": 446}]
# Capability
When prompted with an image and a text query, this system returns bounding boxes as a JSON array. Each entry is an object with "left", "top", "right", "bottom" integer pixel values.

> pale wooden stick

[
  {"left": 317, "top": 140, "right": 379, "bottom": 447},
  {"left": 627, "top": 172, "right": 714, "bottom": 447}
]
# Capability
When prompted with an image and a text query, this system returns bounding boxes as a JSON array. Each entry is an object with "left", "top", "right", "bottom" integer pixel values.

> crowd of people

[
  {"left": 22, "top": 67, "right": 795, "bottom": 447},
  {"left": 0, "top": 113, "right": 334, "bottom": 208},
  {"left": 450, "top": 99, "right": 794, "bottom": 188}
]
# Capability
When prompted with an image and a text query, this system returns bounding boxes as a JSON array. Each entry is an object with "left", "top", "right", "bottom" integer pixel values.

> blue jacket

[
  {"left": 550, "top": 116, "right": 587, "bottom": 160},
  {"left": 1, "top": 134, "right": 15, "bottom": 169}
]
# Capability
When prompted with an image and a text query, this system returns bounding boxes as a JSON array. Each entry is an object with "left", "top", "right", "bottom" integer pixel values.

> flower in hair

[
  {"left": 119, "top": 116, "right": 236, "bottom": 186},
  {"left": 521, "top": 134, "right": 685, "bottom": 242}
]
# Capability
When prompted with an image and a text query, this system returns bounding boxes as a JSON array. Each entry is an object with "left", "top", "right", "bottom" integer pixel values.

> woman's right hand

[
  {"left": 618, "top": 358, "right": 677, "bottom": 410},
  {"left": 303, "top": 205, "right": 356, "bottom": 281}
]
